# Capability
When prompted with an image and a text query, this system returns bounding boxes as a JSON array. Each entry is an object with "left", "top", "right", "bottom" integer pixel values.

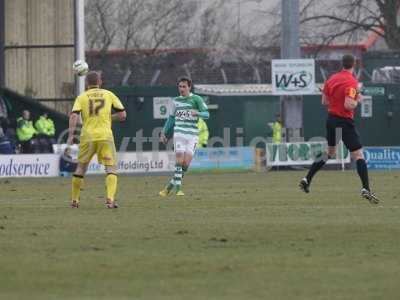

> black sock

[
  {"left": 182, "top": 165, "right": 188, "bottom": 178},
  {"left": 356, "top": 159, "right": 370, "bottom": 191},
  {"left": 306, "top": 153, "right": 329, "bottom": 183}
]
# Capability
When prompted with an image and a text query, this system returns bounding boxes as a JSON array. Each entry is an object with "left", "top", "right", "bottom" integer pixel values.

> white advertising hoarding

[
  {"left": 266, "top": 142, "right": 350, "bottom": 167},
  {"left": 272, "top": 59, "right": 315, "bottom": 95},
  {"left": 0, "top": 154, "right": 59, "bottom": 177},
  {"left": 0, "top": 147, "right": 256, "bottom": 177},
  {"left": 87, "top": 151, "right": 176, "bottom": 174}
]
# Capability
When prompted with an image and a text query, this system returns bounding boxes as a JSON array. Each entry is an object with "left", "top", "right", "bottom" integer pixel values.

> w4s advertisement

[{"left": 271, "top": 59, "right": 315, "bottom": 95}]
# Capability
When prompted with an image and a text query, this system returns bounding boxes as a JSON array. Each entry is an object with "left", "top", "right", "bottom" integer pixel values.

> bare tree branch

[
  {"left": 301, "top": 0, "right": 400, "bottom": 50},
  {"left": 302, "top": 14, "right": 384, "bottom": 37}
]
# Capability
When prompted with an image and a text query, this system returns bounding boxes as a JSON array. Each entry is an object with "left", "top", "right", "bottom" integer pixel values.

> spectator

[
  {"left": 16, "top": 110, "right": 39, "bottom": 153},
  {"left": 268, "top": 113, "right": 283, "bottom": 144},
  {"left": 197, "top": 118, "right": 209, "bottom": 148},
  {"left": 0, "top": 95, "right": 8, "bottom": 120},
  {"left": 0, "top": 116, "right": 8, "bottom": 133},
  {"left": 0, "top": 127, "right": 14, "bottom": 154},
  {"left": 59, "top": 147, "right": 77, "bottom": 176},
  {"left": 35, "top": 113, "right": 56, "bottom": 153},
  {"left": 0, "top": 117, "right": 17, "bottom": 151},
  {"left": 0, "top": 96, "right": 12, "bottom": 143}
]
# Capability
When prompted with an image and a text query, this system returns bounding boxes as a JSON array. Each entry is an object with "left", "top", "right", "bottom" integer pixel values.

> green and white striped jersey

[{"left": 169, "top": 93, "right": 208, "bottom": 136}]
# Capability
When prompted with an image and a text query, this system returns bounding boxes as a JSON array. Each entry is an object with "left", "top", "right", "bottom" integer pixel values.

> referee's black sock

[
  {"left": 356, "top": 159, "right": 370, "bottom": 191},
  {"left": 306, "top": 153, "right": 329, "bottom": 183}
]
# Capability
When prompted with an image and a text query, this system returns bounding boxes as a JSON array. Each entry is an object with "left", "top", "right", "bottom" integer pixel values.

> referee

[{"left": 299, "top": 54, "right": 379, "bottom": 203}]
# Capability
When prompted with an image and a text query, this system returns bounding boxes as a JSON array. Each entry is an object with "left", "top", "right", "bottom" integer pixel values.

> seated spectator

[
  {"left": 0, "top": 95, "right": 8, "bottom": 120},
  {"left": 35, "top": 113, "right": 56, "bottom": 153},
  {"left": 16, "top": 110, "right": 39, "bottom": 153},
  {"left": 0, "top": 127, "right": 15, "bottom": 154},
  {"left": 0, "top": 116, "right": 9, "bottom": 136},
  {"left": 1, "top": 117, "right": 17, "bottom": 150},
  {"left": 59, "top": 147, "right": 77, "bottom": 176}
]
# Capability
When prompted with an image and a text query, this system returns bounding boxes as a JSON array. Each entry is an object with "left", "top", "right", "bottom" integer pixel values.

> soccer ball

[{"left": 72, "top": 60, "right": 89, "bottom": 76}]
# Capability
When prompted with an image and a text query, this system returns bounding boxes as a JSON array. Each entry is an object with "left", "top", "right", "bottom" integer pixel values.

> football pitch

[{"left": 0, "top": 170, "right": 399, "bottom": 300}]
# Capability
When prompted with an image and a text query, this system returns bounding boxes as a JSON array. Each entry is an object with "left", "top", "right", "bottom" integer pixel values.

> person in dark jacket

[
  {"left": 59, "top": 147, "right": 77, "bottom": 176},
  {"left": 0, "top": 127, "right": 14, "bottom": 154}
]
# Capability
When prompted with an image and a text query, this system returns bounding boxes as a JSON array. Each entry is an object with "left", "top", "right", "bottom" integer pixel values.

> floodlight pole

[
  {"left": 281, "top": 0, "right": 303, "bottom": 142},
  {"left": 74, "top": 0, "right": 85, "bottom": 96}
]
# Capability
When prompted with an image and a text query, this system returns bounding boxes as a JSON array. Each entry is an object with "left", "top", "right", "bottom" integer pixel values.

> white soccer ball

[{"left": 72, "top": 60, "right": 89, "bottom": 76}]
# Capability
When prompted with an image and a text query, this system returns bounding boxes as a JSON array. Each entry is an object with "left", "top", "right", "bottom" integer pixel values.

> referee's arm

[{"left": 344, "top": 96, "right": 358, "bottom": 111}]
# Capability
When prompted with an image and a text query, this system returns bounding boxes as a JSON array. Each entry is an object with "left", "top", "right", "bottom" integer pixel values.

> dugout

[{"left": 0, "top": 87, "right": 68, "bottom": 138}]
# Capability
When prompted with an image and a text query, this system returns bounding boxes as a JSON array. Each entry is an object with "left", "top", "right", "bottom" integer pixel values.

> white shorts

[{"left": 174, "top": 133, "right": 198, "bottom": 156}]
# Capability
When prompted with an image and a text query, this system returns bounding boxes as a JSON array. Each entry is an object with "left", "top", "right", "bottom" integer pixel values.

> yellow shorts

[{"left": 78, "top": 140, "right": 117, "bottom": 166}]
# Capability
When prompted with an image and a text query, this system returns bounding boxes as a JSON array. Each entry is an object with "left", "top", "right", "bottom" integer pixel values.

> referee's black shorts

[{"left": 326, "top": 114, "right": 362, "bottom": 152}]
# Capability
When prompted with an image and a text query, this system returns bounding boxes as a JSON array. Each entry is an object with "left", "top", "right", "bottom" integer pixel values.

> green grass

[{"left": 0, "top": 171, "right": 399, "bottom": 300}]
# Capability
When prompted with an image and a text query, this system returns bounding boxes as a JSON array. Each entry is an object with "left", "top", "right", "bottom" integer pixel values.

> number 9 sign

[{"left": 153, "top": 97, "right": 171, "bottom": 119}]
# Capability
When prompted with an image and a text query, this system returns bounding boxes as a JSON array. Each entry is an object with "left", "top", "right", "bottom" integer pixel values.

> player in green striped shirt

[{"left": 159, "top": 77, "right": 209, "bottom": 196}]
